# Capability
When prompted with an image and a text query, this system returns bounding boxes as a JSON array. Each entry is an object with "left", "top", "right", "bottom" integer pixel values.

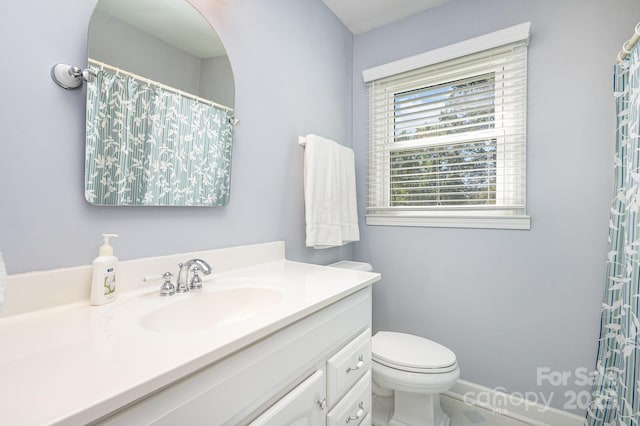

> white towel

[
  {"left": 0, "top": 253, "right": 6, "bottom": 307},
  {"left": 303, "top": 134, "right": 360, "bottom": 249}
]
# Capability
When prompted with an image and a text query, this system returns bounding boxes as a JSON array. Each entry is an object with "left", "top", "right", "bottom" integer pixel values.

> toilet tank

[{"left": 328, "top": 261, "right": 373, "bottom": 272}]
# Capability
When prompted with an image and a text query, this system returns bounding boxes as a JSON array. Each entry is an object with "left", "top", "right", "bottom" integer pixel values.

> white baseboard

[{"left": 444, "top": 379, "right": 586, "bottom": 426}]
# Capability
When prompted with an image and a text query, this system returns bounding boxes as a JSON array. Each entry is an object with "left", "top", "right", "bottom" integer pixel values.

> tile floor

[
  {"left": 373, "top": 394, "right": 534, "bottom": 426},
  {"left": 441, "top": 395, "right": 533, "bottom": 426}
]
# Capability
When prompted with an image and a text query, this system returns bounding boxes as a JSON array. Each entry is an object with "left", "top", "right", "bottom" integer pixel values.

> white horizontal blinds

[{"left": 367, "top": 39, "right": 527, "bottom": 215}]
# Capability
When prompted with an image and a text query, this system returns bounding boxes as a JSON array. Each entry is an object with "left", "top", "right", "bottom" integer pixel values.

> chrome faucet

[{"left": 175, "top": 259, "right": 213, "bottom": 293}]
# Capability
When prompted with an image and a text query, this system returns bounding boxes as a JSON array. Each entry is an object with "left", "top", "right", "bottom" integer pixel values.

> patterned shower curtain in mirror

[
  {"left": 85, "top": 64, "right": 233, "bottom": 206},
  {"left": 587, "top": 45, "right": 640, "bottom": 425}
]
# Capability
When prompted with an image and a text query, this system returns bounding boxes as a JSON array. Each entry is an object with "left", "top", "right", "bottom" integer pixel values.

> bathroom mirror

[{"left": 85, "top": 0, "right": 235, "bottom": 206}]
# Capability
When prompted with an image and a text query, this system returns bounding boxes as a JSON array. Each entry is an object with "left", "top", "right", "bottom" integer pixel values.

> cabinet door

[{"left": 250, "top": 369, "right": 326, "bottom": 426}]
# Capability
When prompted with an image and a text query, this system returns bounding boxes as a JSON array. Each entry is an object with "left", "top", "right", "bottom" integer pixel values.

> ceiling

[{"left": 322, "top": 0, "right": 451, "bottom": 34}]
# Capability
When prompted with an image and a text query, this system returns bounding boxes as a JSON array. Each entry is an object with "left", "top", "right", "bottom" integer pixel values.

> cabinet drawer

[
  {"left": 327, "top": 328, "right": 371, "bottom": 406},
  {"left": 327, "top": 372, "right": 371, "bottom": 426},
  {"left": 249, "top": 369, "right": 326, "bottom": 426}
]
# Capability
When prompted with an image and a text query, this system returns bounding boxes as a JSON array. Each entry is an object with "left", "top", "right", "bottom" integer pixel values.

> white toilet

[
  {"left": 327, "top": 261, "right": 460, "bottom": 426},
  {"left": 371, "top": 332, "right": 460, "bottom": 426}
]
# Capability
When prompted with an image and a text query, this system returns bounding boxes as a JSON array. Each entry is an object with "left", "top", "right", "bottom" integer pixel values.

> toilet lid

[{"left": 372, "top": 331, "right": 457, "bottom": 371}]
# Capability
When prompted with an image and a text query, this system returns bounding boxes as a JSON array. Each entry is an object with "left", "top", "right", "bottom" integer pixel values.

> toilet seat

[
  {"left": 372, "top": 358, "right": 460, "bottom": 394},
  {"left": 371, "top": 331, "right": 460, "bottom": 426},
  {"left": 373, "top": 356, "right": 458, "bottom": 374},
  {"left": 372, "top": 331, "right": 457, "bottom": 373}
]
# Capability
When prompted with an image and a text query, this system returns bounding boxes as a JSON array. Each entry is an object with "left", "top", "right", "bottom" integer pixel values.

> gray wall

[
  {"left": 88, "top": 10, "right": 202, "bottom": 95},
  {"left": 0, "top": 0, "right": 353, "bottom": 274},
  {"left": 352, "top": 0, "right": 640, "bottom": 414},
  {"left": 200, "top": 55, "right": 235, "bottom": 108}
]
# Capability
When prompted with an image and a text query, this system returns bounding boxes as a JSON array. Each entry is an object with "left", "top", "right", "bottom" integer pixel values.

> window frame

[{"left": 363, "top": 23, "right": 531, "bottom": 230}]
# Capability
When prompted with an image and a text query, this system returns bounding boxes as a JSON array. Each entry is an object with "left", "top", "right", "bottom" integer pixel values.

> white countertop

[{"left": 0, "top": 259, "right": 379, "bottom": 425}]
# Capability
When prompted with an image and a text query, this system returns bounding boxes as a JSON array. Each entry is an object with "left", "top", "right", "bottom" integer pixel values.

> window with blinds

[{"left": 365, "top": 28, "right": 530, "bottom": 229}]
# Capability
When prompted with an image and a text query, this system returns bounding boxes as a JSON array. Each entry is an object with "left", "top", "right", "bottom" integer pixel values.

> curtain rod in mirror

[
  {"left": 50, "top": 61, "right": 239, "bottom": 126},
  {"left": 89, "top": 59, "right": 234, "bottom": 113}
]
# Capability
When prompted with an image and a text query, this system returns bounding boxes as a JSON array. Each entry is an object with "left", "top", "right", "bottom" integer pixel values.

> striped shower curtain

[
  {"left": 587, "top": 45, "right": 640, "bottom": 424},
  {"left": 85, "top": 64, "right": 234, "bottom": 206}
]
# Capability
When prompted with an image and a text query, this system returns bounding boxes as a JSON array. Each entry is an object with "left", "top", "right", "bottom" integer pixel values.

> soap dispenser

[{"left": 90, "top": 233, "right": 119, "bottom": 306}]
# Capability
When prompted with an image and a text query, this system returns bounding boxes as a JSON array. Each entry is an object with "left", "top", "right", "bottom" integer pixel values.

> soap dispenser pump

[{"left": 90, "top": 233, "right": 119, "bottom": 306}]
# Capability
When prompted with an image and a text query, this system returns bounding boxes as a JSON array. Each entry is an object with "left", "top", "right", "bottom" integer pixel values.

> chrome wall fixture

[{"left": 50, "top": 63, "right": 96, "bottom": 89}]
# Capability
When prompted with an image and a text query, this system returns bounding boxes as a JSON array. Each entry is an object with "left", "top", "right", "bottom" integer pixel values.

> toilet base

[
  {"left": 372, "top": 393, "right": 450, "bottom": 426},
  {"left": 372, "top": 394, "right": 394, "bottom": 426}
]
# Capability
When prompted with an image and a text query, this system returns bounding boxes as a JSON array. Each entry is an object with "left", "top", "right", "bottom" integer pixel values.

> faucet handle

[
  {"left": 189, "top": 266, "right": 203, "bottom": 290},
  {"left": 159, "top": 272, "right": 176, "bottom": 297}
]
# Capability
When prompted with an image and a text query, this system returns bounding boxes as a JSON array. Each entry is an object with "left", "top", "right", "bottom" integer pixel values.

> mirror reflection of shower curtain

[
  {"left": 587, "top": 46, "right": 640, "bottom": 424},
  {"left": 85, "top": 65, "right": 233, "bottom": 206}
]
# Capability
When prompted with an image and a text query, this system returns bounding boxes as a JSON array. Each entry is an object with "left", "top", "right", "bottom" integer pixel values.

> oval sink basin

[{"left": 140, "top": 287, "right": 283, "bottom": 333}]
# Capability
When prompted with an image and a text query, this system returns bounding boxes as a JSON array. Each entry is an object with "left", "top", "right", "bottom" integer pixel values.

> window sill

[{"left": 365, "top": 214, "right": 531, "bottom": 230}]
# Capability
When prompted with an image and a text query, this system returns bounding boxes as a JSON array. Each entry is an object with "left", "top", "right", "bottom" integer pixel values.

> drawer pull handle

[
  {"left": 346, "top": 402, "right": 364, "bottom": 423},
  {"left": 317, "top": 398, "right": 327, "bottom": 410},
  {"left": 345, "top": 355, "right": 365, "bottom": 373}
]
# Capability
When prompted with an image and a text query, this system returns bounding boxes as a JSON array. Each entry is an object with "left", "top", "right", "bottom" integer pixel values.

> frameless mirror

[{"left": 86, "top": 0, "right": 235, "bottom": 206}]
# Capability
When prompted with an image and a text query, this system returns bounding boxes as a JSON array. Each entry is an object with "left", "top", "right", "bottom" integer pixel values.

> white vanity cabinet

[{"left": 96, "top": 286, "right": 372, "bottom": 425}]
